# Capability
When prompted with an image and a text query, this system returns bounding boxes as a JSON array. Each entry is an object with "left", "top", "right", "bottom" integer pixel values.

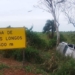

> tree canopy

[{"left": 43, "top": 20, "right": 56, "bottom": 38}]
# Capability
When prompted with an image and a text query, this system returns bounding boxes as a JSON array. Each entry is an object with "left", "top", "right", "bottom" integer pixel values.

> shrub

[
  {"left": 12, "top": 49, "right": 23, "bottom": 61},
  {"left": 25, "top": 47, "right": 43, "bottom": 63},
  {"left": 2, "top": 50, "right": 14, "bottom": 58},
  {"left": 2, "top": 47, "right": 43, "bottom": 63},
  {"left": 25, "top": 65, "right": 33, "bottom": 72},
  {"left": 26, "top": 29, "right": 47, "bottom": 50},
  {"left": 49, "top": 38, "right": 56, "bottom": 49},
  {"left": 54, "top": 59, "right": 75, "bottom": 75},
  {"left": 41, "top": 53, "right": 58, "bottom": 73},
  {"left": 60, "top": 33, "right": 67, "bottom": 42},
  {"left": 48, "top": 33, "right": 67, "bottom": 49},
  {"left": 0, "top": 63, "right": 9, "bottom": 70}
]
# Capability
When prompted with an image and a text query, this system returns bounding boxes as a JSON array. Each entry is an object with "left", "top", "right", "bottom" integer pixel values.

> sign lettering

[
  {"left": 0, "top": 37, "right": 3, "bottom": 41},
  {"left": 9, "top": 43, "right": 13, "bottom": 46},
  {"left": 0, "top": 43, "right": 7, "bottom": 47},
  {"left": 0, "top": 28, "right": 26, "bottom": 50},
  {"left": 0, "top": 31, "right": 4, "bottom": 34},
  {"left": 7, "top": 30, "right": 12, "bottom": 34}
]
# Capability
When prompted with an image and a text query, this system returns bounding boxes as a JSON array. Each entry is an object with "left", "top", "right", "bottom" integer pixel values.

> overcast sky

[{"left": 0, "top": 0, "right": 75, "bottom": 32}]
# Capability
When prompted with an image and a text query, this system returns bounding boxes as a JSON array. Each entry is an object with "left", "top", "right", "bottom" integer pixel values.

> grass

[
  {"left": 36, "top": 32, "right": 49, "bottom": 43},
  {"left": 0, "top": 72, "right": 3, "bottom": 75},
  {"left": 0, "top": 63, "right": 9, "bottom": 70},
  {"left": 0, "top": 31, "right": 75, "bottom": 75},
  {"left": 24, "top": 65, "right": 48, "bottom": 75}
]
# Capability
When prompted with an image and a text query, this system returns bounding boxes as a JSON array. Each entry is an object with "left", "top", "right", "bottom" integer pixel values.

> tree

[
  {"left": 34, "top": 0, "right": 75, "bottom": 45},
  {"left": 43, "top": 20, "right": 56, "bottom": 38},
  {"left": 7, "top": 25, "right": 11, "bottom": 28},
  {"left": 61, "top": 0, "right": 75, "bottom": 27},
  {"left": 36, "top": 0, "right": 66, "bottom": 45}
]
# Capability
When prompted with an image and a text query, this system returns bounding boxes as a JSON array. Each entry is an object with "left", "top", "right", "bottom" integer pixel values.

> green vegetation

[
  {"left": 0, "top": 63, "right": 9, "bottom": 70},
  {"left": 1, "top": 26, "right": 75, "bottom": 75},
  {"left": 61, "top": 31, "right": 75, "bottom": 44},
  {"left": 43, "top": 20, "right": 56, "bottom": 38},
  {"left": 26, "top": 28, "right": 47, "bottom": 50},
  {"left": 25, "top": 65, "right": 48, "bottom": 75}
]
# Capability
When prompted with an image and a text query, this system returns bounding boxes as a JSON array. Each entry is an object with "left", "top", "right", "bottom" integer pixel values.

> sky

[{"left": 0, "top": 0, "right": 75, "bottom": 32}]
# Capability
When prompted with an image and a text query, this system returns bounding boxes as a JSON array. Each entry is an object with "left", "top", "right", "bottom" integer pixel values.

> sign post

[
  {"left": 0, "top": 27, "right": 26, "bottom": 66},
  {"left": 23, "top": 48, "right": 25, "bottom": 66}
]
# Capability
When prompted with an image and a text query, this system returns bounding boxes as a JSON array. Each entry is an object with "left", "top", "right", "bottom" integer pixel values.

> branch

[
  {"left": 33, "top": 5, "right": 51, "bottom": 13},
  {"left": 57, "top": 0, "right": 66, "bottom": 4},
  {"left": 64, "top": 11, "right": 75, "bottom": 27},
  {"left": 45, "top": 0, "right": 52, "bottom": 7}
]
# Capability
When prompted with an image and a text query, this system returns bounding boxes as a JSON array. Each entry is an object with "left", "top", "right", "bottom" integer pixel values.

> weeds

[
  {"left": 0, "top": 63, "right": 9, "bottom": 70},
  {"left": 24, "top": 65, "right": 48, "bottom": 75}
]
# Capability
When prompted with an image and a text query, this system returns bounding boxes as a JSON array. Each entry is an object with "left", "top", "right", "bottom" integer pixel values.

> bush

[
  {"left": 49, "top": 38, "right": 56, "bottom": 49},
  {"left": 2, "top": 50, "right": 14, "bottom": 58},
  {"left": 26, "top": 29, "right": 47, "bottom": 50},
  {"left": 2, "top": 47, "right": 43, "bottom": 63},
  {"left": 12, "top": 49, "right": 23, "bottom": 61},
  {"left": 25, "top": 47, "right": 43, "bottom": 63},
  {"left": 48, "top": 33, "right": 67, "bottom": 49},
  {"left": 0, "top": 63, "right": 9, "bottom": 70},
  {"left": 54, "top": 59, "right": 75, "bottom": 75},
  {"left": 60, "top": 33, "right": 67, "bottom": 42},
  {"left": 41, "top": 53, "right": 58, "bottom": 73}
]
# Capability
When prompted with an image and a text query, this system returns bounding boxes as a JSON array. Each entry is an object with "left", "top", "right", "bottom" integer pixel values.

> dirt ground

[
  {"left": 0, "top": 56, "right": 37, "bottom": 75},
  {"left": 0, "top": 68, "right": 35, "bottom": 75}
]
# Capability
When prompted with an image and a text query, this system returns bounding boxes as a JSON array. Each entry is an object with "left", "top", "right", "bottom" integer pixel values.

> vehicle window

[
  {"left": 74, "top": 46, "right": 75, "bottom": 49},
  {"left": 68, "top": 44, "right": 73, "bottom": 48},
  {"left": 63, "top": 45, "right": 68, "bottom": 55}
]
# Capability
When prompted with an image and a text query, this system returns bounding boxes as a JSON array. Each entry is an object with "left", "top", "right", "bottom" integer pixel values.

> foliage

[
  {"left": 26, "top": 29, "right": 47, "bottom": 50},
  {"left": 60, "top": 31, "right": 75, "bottom": 44},
  {"left": 40, "top": 50, "right": 75, "bottom": 75},
  {"left": 25, "top": 65, "right": 33, "bottom": 72},
  {"left": 68, "top": 33, "right": 75, "bottom": 44},
  {"left": 24, "top": 65, "right": 47, "bottom": 75},
  {"left": 2, "top": 47, "right": 43, "bottom": 63},
  {"left": 12, "top": 49, "right": 23, "bottom": 61},
  {"left": 49, "top": 38, "right": 56, "bottom": 49},
  {"left": 0, "top": 63, "right": 9, "bottom": 70},
  {"left": 41, "top": 32, "right": 67, "bottom": 49},
  {"left": 2, "top": 50, "right": 14, "bottom": 58},
  {"left": 2, "top": 27, "right": 75, "bottom": 75},
  {"left": 41, "top": 53, "right": 58, "bottom": 73},
  {"left": 38, "top": 0, "right": 66, "bottom": 45},
  {"left": 53, "top": 59, "right": 75, "bottom": 75},
  {"left": 60, "top": 33, "right": 67, "bottom": 42},
  {"left": 43, "top": 20, "right": 56, "bottom": 38},
  {"left": 25, "top": 47, "right": 44, "bottom": 63}
]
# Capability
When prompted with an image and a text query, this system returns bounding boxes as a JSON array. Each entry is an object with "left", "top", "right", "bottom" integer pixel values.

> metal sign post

[{"left": 23, "top": 49, "right": 25, "bottom": 66}]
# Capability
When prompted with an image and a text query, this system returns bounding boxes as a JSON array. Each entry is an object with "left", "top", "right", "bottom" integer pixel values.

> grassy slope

[
  {"left": 0, "top": 31, "right": 75, "bottom": 75},
  {"left": 25, "top": 31, "right": 75, "bottom": 75},
  {"left": 36, "top": 32, "right": 49, "bottom": 42},
  {"left": 60, "top": 31, "right": 75, "bottom": 44}
]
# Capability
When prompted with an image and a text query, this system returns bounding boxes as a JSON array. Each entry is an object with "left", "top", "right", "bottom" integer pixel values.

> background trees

[
  {"left": 37, "top": 0, "right": 66, "bottom": 45},
  {"left": 36, "top": 0, "right": 75, "bottom": 45},
  {"left": 43, "top": 20, "right": 56, "bottom": 38}
]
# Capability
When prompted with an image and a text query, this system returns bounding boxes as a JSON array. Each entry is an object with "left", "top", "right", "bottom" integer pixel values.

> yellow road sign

[{"left": 0, "top": 27, "right": 26, "bottom": 50}]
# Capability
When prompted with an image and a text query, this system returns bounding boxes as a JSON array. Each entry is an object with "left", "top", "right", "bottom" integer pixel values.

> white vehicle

[{"left": 56, "top": 42, "right": 75, "bottom": 58}]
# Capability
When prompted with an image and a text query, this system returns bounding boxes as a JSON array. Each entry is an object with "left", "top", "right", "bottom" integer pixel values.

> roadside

[{"left": 0, "top": 56, "right": 36, "bottom": 75}]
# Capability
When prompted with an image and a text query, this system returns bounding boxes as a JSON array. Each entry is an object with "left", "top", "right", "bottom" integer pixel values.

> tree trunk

[
  {"left": 54, "top": 15, "right": 60, "bottom": 46},
  {"left": 56, "top": 26, "right": 60, "bottom": 45},
  {"left": 51, "top": 0, "right": 60, "bottom": 46},
  {"left": 53, "top": 10, "right": 60, "bottom": 46},
  {"left": 51, "top": 26, "right": 54, "bottom": 38}
]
